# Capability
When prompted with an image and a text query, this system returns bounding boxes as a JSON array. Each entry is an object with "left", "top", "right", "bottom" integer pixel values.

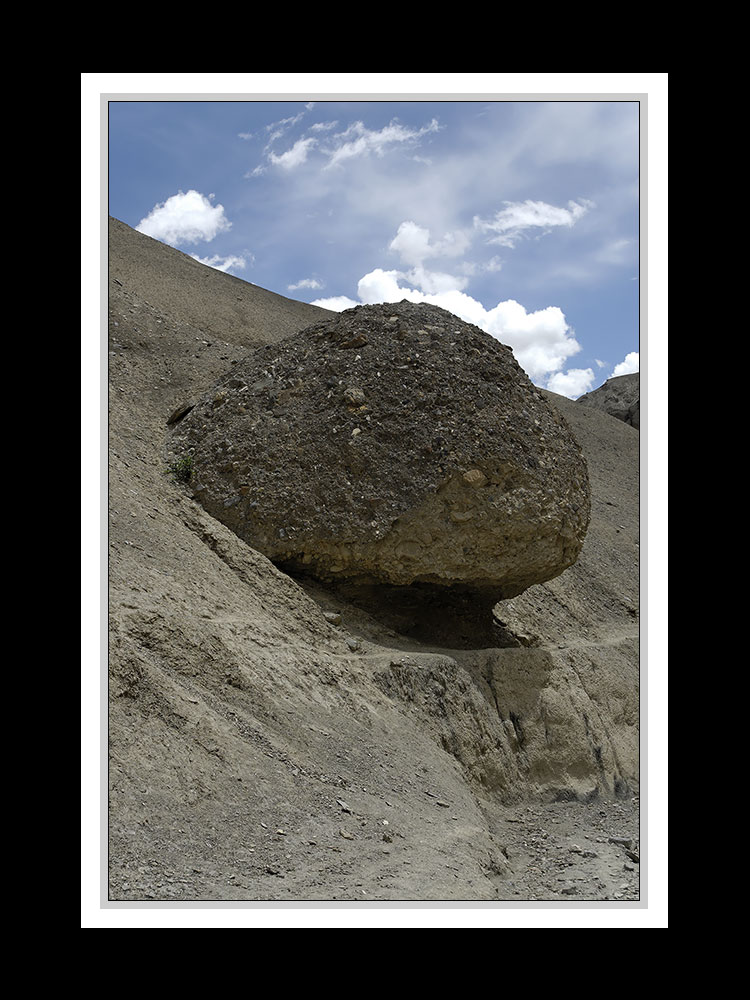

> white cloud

[
  {"left": 189, "top": 253, "right": 249, "bottom": 274},
  {"left": 484, "top": 300, "right": 582, "bottom": 380},
  {"left": 353, "top": 268, "right": 406, "bottom": 304},
  {"left": 323, "top": 118, "right": 441, "bottom": 169},
  {"left": 265, "top": 112, "right": 305, "bottom": 141},
  {"left": 247, "top": 110, "right": 313, "bottom": 166},
  {"left": 404, "top": 266, "right": 469, "bottom": 295},
  {"left": 456, "top": 256, "right": 504, "bottom": 279},
  {"left": 389, "top": 221, "right": 432, "bottom": 267},
  {"left": 288, "top": 277, "right": 323, "bottom": 291},
  {"left": 309, "top": 120, "right": 338, "bottom": 132},
  {"left": 612, "top": 351, "right": 639, "bottom": 376},
  {"left": 389, "top": 220, "right": 470, "bottom": 268},
  {"left": 312, "top": 294, "right": 359, "bottom": 311},
  {"left": 480, "top": 255, "right": 503, "bottom": 273},
  {"left": 546, "top": 367, "right": 596, "bottom": 399},
  {"left": 474, "top": 198, "right": 593, "bottom": 248},
  {"left": 247, "top": 115, "right": 441, "bottom": 178},
  {"left": 313, "top": 266, "right": 581, "bottom": 382},
  {"left": 136, "top": 190, "right": 231, "bottom": 247},
  {"left": 268, "top": 136, "right": 317, "bottom": 170}
]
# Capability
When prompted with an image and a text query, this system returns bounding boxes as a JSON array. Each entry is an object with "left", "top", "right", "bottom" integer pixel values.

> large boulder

[{"left": 167, "top": 301, "right": 590, "bottom": 600}]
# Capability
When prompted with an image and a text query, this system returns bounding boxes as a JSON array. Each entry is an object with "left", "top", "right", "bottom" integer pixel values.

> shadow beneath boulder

[{"left": 280, "top": 566, "right": 527, "bottom": 650}]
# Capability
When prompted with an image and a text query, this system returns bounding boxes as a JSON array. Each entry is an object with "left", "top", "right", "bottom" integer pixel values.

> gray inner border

[{"left": 92, "top": 85, "right": 661, "bottom": 926}]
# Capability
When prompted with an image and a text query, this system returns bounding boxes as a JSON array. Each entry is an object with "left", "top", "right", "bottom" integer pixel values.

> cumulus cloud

[
  {"left": 389, "top": 220, "right": 471, "bottom": 268},
  {"left": 484, "top": 300, "right": 582, "bottom": 380},
  {"left": 612, "top": 351, "right": 639, "bottom": 376},
  {"left": 313, "top": 267, "right": 581, "bottom": 382},
  {"left": 403, "top": 266, "right": 469, "bottom": 295},
  {"left": 474, "top": 198, "right": 593, "bottom": 248},
  {"left": 546, "top": 368, "right": 596, "bottom": 399},
  {"left": 313, "top": 294, "right": 359, "bottom": 311},
  {"left": 389, "top": 221, "right": 432, "bottom": 267},
  {"left": 188, "top": 253, "right": 248, "bottom": 274},
  {"left": 136, "top": 190, "right": 231, "bottom": 247}
]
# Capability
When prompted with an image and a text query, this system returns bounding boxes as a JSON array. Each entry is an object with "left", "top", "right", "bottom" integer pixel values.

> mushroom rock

[{"left": 168, "top": 301, "right": 591, "bottom": 601}]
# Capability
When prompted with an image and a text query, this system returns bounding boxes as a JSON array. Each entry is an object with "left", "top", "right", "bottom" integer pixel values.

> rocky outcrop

[
  {"left": 168, "top": 301, "right": 591, "bottom": 600},
  {"left": 577, "top": 373, "right": 639, "bottom": 429}
]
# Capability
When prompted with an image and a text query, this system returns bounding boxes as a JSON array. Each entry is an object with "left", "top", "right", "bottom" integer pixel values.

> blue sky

[{"left": 108, "top": 98, "right": 640, "bottom": 398}]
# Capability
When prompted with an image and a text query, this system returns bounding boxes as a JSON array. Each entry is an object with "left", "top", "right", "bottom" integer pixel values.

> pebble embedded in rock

[
  {"left": 608, "top": 836, "right": 633, "bottom": 849},
  {"left": 343, "top": 386, "right": 366, "bottom": 407}
]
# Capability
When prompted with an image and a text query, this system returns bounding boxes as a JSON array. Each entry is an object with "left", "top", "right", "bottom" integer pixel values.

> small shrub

[{"left": 167, "top": 454, "right": 194, "bottom": 483}]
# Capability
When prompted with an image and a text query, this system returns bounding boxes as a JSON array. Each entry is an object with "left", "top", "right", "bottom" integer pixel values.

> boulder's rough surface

[
  {"left": 168, "top": 301, "right": 590, "bottom": 599},
  {"left": 577, "top": 373, "right": 639, "bottom": 429}
]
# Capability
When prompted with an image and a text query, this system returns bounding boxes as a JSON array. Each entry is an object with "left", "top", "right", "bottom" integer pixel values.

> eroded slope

[{"left": 107, "top": 217, "right": 640, "bottom": 902}]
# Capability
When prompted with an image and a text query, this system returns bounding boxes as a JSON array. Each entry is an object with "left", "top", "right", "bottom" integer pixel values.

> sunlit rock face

[{"left": 577, "top": 373, "right": 640, "bottom": 429}]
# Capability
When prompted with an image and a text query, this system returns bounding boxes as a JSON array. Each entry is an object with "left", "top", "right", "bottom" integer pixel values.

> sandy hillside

[{"left": 107, "top": 216, "right": 640, "bottom": 902}]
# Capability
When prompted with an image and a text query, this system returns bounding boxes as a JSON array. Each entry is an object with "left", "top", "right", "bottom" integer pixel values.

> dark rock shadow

[{"left": 279, "top": 565, "right": 525, "bottom": 650}]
